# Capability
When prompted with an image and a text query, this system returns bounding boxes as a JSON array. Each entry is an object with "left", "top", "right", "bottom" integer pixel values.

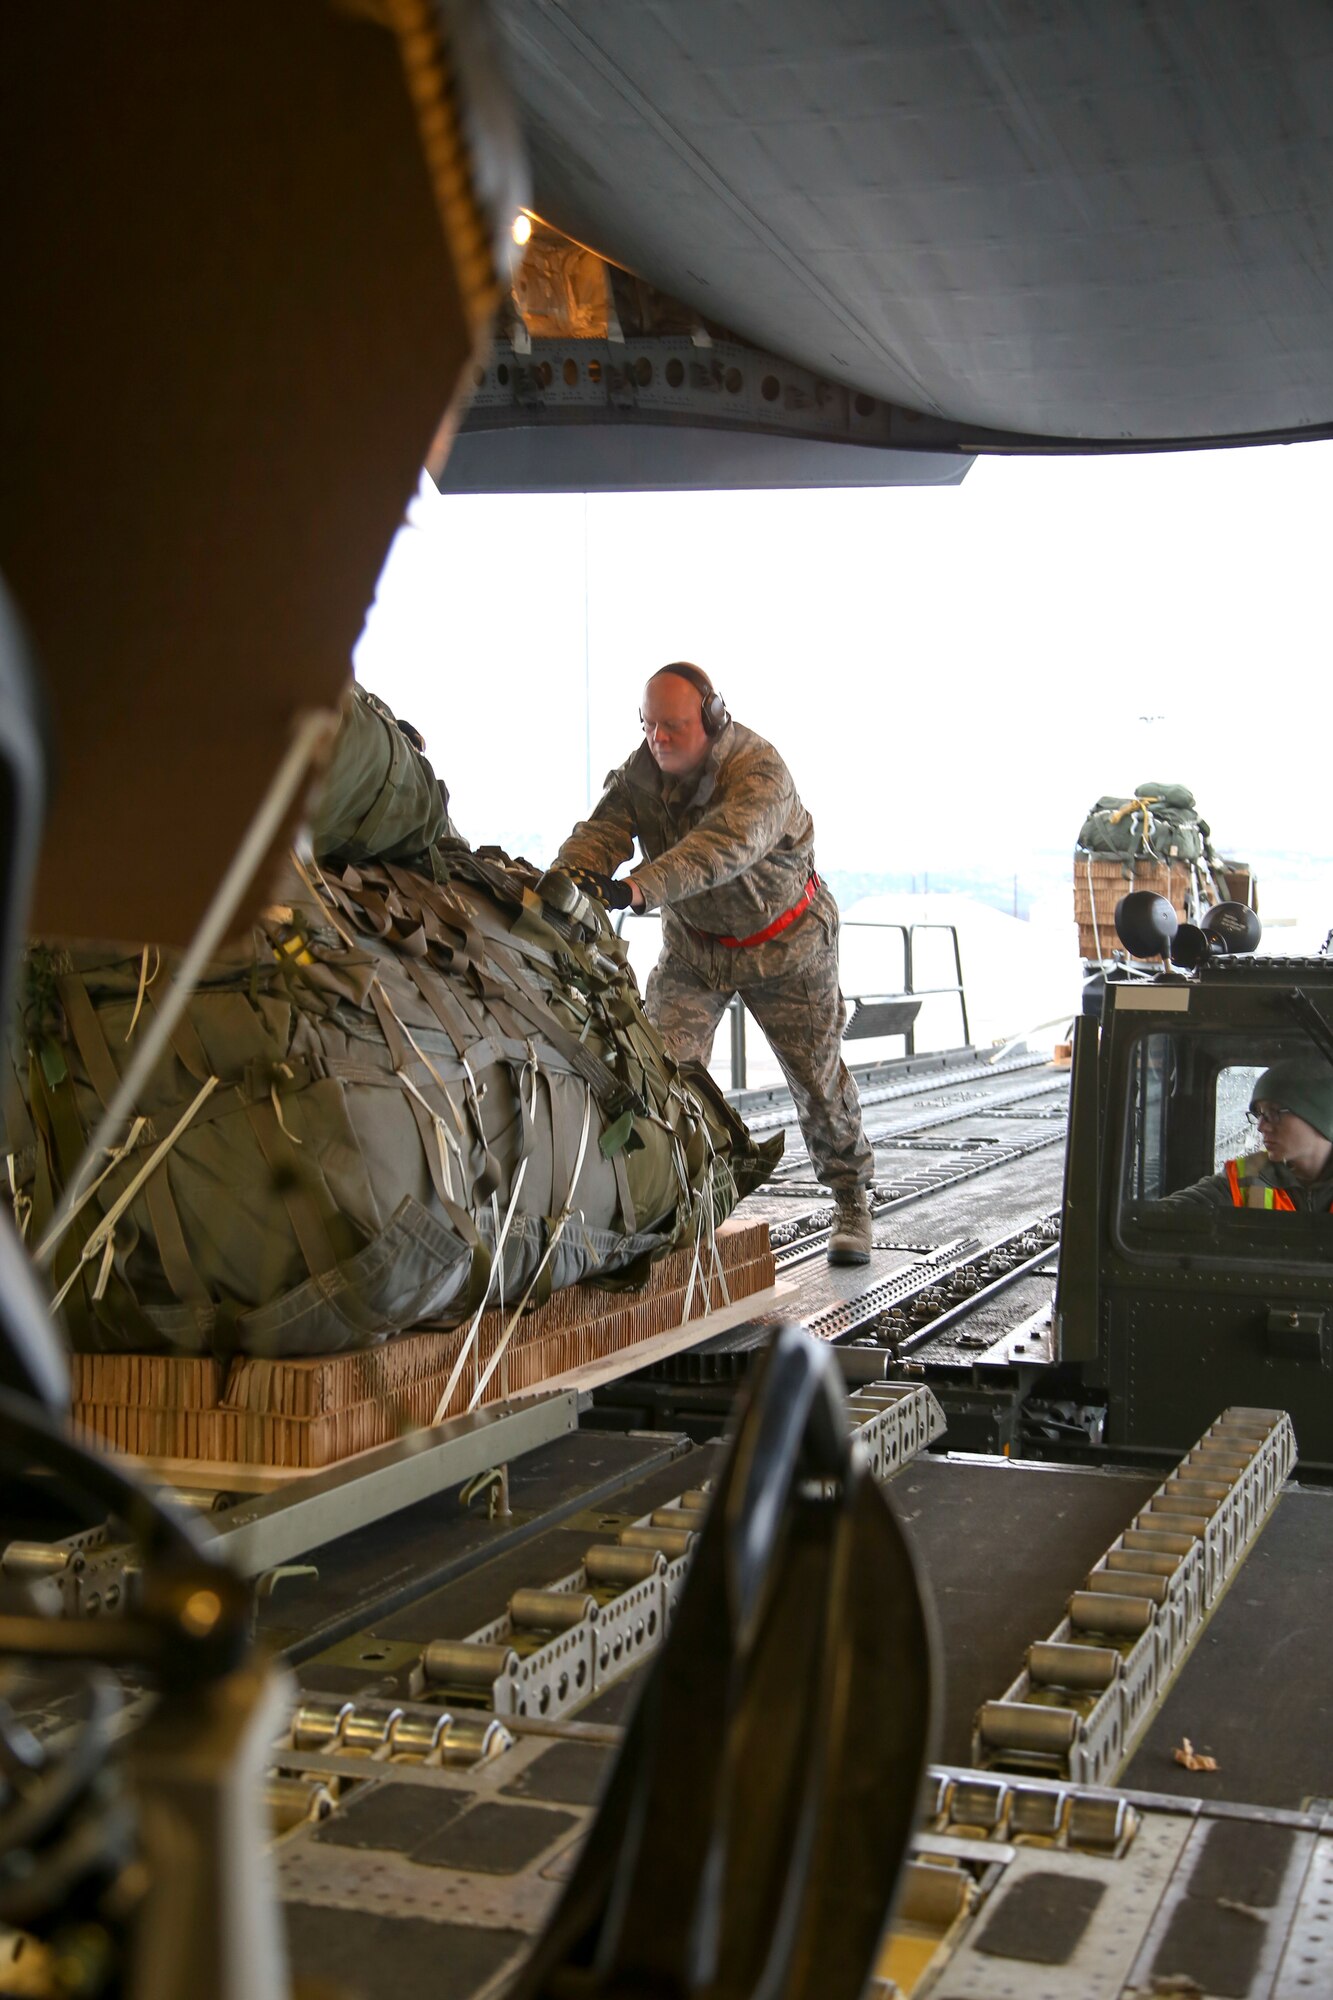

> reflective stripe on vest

[
  {"left": 1226, "top": 1154, "right": 1294, "bottom": 1210},
  {"left": 1221, "top": 1152, "right": 1333, "bottom": 1213}
]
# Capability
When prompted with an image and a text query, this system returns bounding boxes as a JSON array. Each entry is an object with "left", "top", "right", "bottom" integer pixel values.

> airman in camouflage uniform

[{"left": 556, "top": 664, "right": 874, "bottom": 1262}]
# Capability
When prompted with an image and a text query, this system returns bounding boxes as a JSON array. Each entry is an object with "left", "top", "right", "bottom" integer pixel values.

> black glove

[{"left": 566, "top": 866, "right": 634, "bottom": 911}]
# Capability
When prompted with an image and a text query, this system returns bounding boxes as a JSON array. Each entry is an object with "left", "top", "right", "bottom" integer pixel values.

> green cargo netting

[{"left": 5, "top": 689, "right": 780, "bottom": 1357}]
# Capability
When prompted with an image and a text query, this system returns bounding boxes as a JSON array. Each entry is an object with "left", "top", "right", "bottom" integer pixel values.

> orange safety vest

[{"left": 1224, "top": 1152, "right": 1333, "bottom": 1212}]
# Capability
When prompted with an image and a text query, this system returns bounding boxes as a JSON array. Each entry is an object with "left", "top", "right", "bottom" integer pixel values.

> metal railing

[
  {"left": 841, "top": 919, "right": 970, "bottom": 1058},
  {"left": 615, "top": 911, "right": 970, "bottom": 1091}
]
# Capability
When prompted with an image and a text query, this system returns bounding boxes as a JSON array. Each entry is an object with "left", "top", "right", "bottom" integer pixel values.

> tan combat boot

[{"left": 828, "top": 1189, "right": 872, "bottom": 1266}]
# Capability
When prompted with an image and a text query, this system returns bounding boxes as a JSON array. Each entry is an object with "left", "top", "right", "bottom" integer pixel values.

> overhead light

[{"left": 512, "top": 212, "right": 532, "bottom": 247}]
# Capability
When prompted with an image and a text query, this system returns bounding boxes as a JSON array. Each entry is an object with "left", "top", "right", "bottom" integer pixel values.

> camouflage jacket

[{"left": 556, "top": 722, "right": 827, "bottom": 968}]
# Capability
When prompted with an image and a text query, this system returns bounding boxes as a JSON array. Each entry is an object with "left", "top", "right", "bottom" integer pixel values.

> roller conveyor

[
  {"left": 253, "top": 1390, "right": 1332, "bottom": 2000},
  {"left": 9, "top": 1049, "right": 1329, "bottom": 1997}
]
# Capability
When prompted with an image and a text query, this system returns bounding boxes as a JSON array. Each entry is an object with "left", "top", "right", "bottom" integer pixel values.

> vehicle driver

[
  {"left": 1163, "top": 1059, "right": 1333, "bottom": 1212},
  {"left": 552, "top": 662, "right": 875, "bottom": 1263}
]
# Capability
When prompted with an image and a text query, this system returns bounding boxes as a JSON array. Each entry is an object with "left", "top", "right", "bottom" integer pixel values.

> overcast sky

[{"left": 355, "top": 440, "right": 1330, "bottom": 923}]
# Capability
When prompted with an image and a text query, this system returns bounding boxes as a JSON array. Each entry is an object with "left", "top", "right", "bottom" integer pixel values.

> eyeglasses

[
  {"left": 640, "top": 714, "right": 692, "bottom": 739},
  {"left": 1251, "top": 1104, "right": 1292, "bottom": 1127}
]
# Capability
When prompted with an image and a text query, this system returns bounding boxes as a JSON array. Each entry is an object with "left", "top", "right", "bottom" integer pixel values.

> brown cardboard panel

[
  {"left": 1, "top": 5, "right": 475, "bottom": 944},
  {"left": 70, "top": 1220, "right": 773, "bottom": 1468}
]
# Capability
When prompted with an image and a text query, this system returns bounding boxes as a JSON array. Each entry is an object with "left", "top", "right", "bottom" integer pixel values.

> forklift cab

[{"left": 1055, "top": 957, "right": 1333, "bottom": 1470}]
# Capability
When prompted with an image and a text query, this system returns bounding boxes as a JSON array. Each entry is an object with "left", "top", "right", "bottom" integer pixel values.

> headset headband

[
  {"left": 654, "top": 661, "right": 713, "bottom": 701},
  {"left": 650, "top": 661, "right": 730, "bottom": 737}
]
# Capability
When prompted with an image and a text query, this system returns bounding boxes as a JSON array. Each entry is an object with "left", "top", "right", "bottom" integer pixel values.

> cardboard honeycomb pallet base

[
  {"left": 1073, "top": 854, "right": 1255, "bottom": 963},
  {"left": 71, "top": 1218, "right": 774, "bottom": 1470}
]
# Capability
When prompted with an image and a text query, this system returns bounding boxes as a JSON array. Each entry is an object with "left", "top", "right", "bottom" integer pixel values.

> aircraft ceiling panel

[{"left": 490, "top": 1, "right": 1333, "bottom": 446}]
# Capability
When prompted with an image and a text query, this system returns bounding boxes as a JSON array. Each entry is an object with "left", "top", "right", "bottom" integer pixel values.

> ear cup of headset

[
  {"left": 701, "top": 688, "right": 729, "bottom": 735},
  {"left": 656, "top": 661, "right": 730, "bottom": 736}
]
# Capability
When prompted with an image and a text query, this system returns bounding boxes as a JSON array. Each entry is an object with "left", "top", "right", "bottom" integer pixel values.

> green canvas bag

[
  {"left": 1077, "top": 783, "right": 1206, "bottom": 863},
  {"left": 7, "top": 690, "right": 781, "bottom": 1357}
]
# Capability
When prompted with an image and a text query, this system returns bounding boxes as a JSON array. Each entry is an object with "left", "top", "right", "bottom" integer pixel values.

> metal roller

[
  {"left": 584, "top": 1545, "right": 665, "bottom": 1586},
  {"left": 1, "top": 1540, "right": 74, "bottom": 1579},
  {"left": 439, "top": 1716, "right": 513, "bottom": 1765},
  {"left": 1069, "top": 1589, "right": 1154, "bottom": 1636},
  {"left": 265, "top": 1776, "right": 335, "bottom": 1833},
  {"left": 1027, "top": 1641, "right": 1120, "bottom": 1691},
  {"left": 947, "top": 1779, "right": 1009, "bottom": 1829},
  {"left": 341, "top": 1706, "right": 403, "bottom": 1753},
  {"left": 290, "top": 1700, "right": 354, "bottom": 1750},
  {"left": 1068, "top": 1794, "right": 1132, "bottom": 1850},
  {"left": 160, "top": 1488, "right": 231, "bottom": 1513},
  {"left": 920, "top": 1772, "right": 951, "bottom": 1823},
  {"left": 390, "top": 1710, "right": 451, "bottom": 1758},
  {"left": 618, "top": 1524, "right": 695, "bottom": 1560},
  {"left": 1122, "top": 1527, "right": 1195, "bottom": 1557},
  {"left": 1105, "top": 1548, "right": 1180, "bottom": 1579},
  {"left": 1166, "top": 1477, "right": 1230, "bottom": 1502},
  {"left": 898, "top": 1861, "right": 971, "bottom": 1927},
  {"left": 509, "top": 1589, "right": 598, "bottom": 1632},
  {"left": 1187, "top": 1449, "right": 1250, "bottom": 1473},
  {"left": 1081, "top": 1567, "right": 1169, "bottom": 1606},
  {"left": 421, "top": 1640, "right": 520, "bottom": 1689},
  {"left": 650, "top": 1507, "right": 708, "bottom": 1534},
  {"left": 855, "top": 1385, "right": 913, "bottom": 1409},
  {"left": 976, "top": 1701, "right": 1079, "bottom": 1754},
  {"left": 1139, "top": 1505, "right": 1209, "bottom": 1538},
  {"left": 677, "top": 1490, "right": 712, "bottom": 1512},
  {"left": 836, "top": 1348, "right": 892, "bottom": 1384},
  {"left": 1144, "top": 1504, "right": 1216, "bottom": 1528},
  {"left": 1009, "top": 1785, "right": 1070, "bottom": 1840}
]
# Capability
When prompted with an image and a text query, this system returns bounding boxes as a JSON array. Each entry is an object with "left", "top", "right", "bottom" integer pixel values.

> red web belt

[{"left": 691, "top": 874, "right": 820, "bottom": 950}]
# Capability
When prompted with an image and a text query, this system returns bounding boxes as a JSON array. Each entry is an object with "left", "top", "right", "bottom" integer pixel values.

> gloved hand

[{"left": 565, "top": 866, "right": 634, "bottom": 911}]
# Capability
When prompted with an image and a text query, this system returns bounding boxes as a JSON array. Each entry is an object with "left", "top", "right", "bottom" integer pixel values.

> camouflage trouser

[{"left": 644, "top": 934, "right": 874, "bottom": 1196}]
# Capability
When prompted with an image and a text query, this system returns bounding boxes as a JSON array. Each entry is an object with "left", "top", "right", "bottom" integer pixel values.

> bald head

[{"left": 640, "top": 668, "right": 713, "bottom": 778}]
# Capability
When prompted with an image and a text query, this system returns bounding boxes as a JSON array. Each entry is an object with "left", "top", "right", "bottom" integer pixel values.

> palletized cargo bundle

[
  {"left": 8, "top": 842, "right": 779, "bottom": 1366},
  {"left": 65, "top": 1216, "right": 776, "bottom": 1468},
  {"left": 1073, "top": 781, "right": 1255, "bottom": 964}
]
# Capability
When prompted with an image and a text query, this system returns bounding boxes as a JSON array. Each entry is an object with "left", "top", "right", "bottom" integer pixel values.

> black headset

[{"left": 651, "top": 661, "right": 730, "bottom": 736}]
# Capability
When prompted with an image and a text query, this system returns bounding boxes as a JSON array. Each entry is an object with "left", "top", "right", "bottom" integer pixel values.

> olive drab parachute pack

[
  {"left": 6, "top": 688, "right": 781, "bottom": 1358},
  {"left": 1073, "top": 778, "right": 1256, "bottom": 965},
  {"left": 1076, "top": 782, "right": 1208, "bottom": 865}
]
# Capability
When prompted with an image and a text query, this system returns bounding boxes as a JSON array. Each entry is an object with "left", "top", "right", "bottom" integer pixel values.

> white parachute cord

[
  {"left": 680, "top": 1196, "right": 706, "bottom": 1325},
  {"left": 374, "top": 981, "right": 472, "bottom": 1157},
  {"left": 704, "top": 1168, "right": 729, "bottom": 1309},
  {"left": 467, "top": 1092, "right": 592, "bottom": 1412},
  {"left": 290, "top": 851, "right": 360, "bottom": 952},
  {"left": 1086, "top": 853, "right": 1105, "bottom": 967},
  {"left": 368, "top": 977, "right": 472, "bottom": 1201},
  {"left": 492, "top": 1189, "right": 505, "bottom": 1324},
  {"left": 430, "top": 1154, "right": 530, "bottom": 1424},
  {"left": 36, "top": 707, "right": 337, "bottom": 1271},
  {"left": 689, "top": 1114, "right": 729, "bottom": 1311},
  {"left": 33, "top": 1117, "right": 149, "bottom": 1259},
  {"left": 48, "top": 1075, "right": 219, "bottom": 1315},
  {"left": 7, "top": 1154, "right": 32, "bottom": 1242},
  {"left": 394, "top": 1064, "right": 465, "bottom": 1204},
  {"left": 270, "top": 1064, "right": 302, "bottom": 1145},
  {"left": 123, "top": 946, "right": 160, "bottom": 1044}
]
